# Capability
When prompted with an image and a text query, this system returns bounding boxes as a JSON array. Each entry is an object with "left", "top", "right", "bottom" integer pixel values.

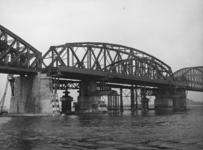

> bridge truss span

[
  {"left": 174, "top": 66, "right": 203, "bottom": 91},
  {"left": 42, "top": 42, "right": 174, "bottom": 85},
  {"left": 0, "top": 25, "right": 42, "bottom": 75}
]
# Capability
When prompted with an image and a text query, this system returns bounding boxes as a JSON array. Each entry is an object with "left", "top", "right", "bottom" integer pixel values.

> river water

[{"left": 0, "top": 106, "right": 203, "bottom": 150}]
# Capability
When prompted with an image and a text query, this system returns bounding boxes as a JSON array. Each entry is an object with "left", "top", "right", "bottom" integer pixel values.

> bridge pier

[
  {"left": 154, "top": 89, "right": 187, "bottom": 110},
  {"left": 120, "top": 88, "right": 123, "bottom": 112},
  {"left": 78, "top": 81, "right": 101, "bottom": 111},
  {"left": 9, "top": 73, "right": 53, "bottom": 115},
  {"left": 155, "top": 96, "right": 173, "bottom": 110},
  {"left": 77, "top": 81, "right": 115, "bottom": 112},
  {"left": 108, "top": 91, "right": 120, "bottom": 111},
  {"left": 141, "top": 96, "right": 149, "bottom": 111},
  {"left": 173, "top": 90, "right": 187, "bottom": 110},
  {"left": 131, "top": 87, "right": 135, "bottom": 112},
  {"left": 77, "top": 81, "right": 101, "bottom": 111}
]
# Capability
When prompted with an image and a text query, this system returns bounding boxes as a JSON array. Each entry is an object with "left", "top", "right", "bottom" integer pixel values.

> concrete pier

[
  {"left": 108, "top": 91, "right": 120, "bottom": 111},
  {"left": 173, "top": 97, "right": 187, "bottom": 110},
  {"left": 141, "top": 97, "right": 149, "bottom": 111},
  {"left": 77, "top": 81, "right": 114, "bottom": 111},
  {"left": 77, "top": 81, "right": 101, "bottom": 111},
  {"left": 9, "top": 73, "right": 53, "bottom": 114},
  {"left": 155, "top": 96, "right": 173, "bottom": 110},
  {"left": 154, "top": 89, "right": 187, "bottom": 110},
  {"left": 120, "top": 88, "right": 123, "bottom": 112}
]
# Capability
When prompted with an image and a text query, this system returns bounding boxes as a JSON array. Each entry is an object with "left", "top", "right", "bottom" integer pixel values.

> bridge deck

[
  {"left": 48, "top": 66, "right": 176, "bottom": 87},
  {"left": 176, "top": 86, "right": 203, "bottom": 92},
  {"left": 0, "top": 65, "right": 38, "bottom": 75}
]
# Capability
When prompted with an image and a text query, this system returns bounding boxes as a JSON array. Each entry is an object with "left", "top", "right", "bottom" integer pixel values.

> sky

[{"left": 0, "top": 0, "right": 203, "bottom": 102}]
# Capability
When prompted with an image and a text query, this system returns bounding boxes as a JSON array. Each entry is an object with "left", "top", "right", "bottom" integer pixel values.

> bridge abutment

[{"left": 9, "top": 73, "right": 53, "bottom": 115}]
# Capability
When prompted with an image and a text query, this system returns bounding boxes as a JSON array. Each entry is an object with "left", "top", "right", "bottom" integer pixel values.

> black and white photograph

[{"left": 0, "top": 0, "right": 203, "bottom": 149}]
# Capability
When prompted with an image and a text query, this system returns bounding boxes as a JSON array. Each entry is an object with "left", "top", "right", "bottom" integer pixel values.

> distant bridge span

[{"left": 174, "top": 66, "right": 203, "bottom": 92}]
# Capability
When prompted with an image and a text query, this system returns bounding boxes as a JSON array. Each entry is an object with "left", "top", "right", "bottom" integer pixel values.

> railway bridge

[{"left": 1, "top": 25, "right": 202, "bottom": 114}]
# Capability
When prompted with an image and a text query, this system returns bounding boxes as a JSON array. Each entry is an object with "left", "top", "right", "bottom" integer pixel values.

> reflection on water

[{"left": 0, "top": 106, "right": 203, "bottom": 150}]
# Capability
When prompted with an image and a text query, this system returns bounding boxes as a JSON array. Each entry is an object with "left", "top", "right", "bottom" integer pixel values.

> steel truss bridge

[
  {"left": 0, "top": 25, "right": 203, "bottom": 92},
  {"left": 174, "top": 66, "right": 203, "bottom": 92},
  {"left": 0, "top": 25, "right": 41, "bottom": 75}
]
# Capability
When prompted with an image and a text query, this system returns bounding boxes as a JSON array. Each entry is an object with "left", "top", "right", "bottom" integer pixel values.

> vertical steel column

[
  {"left": 108, "top": 95, "right": 112, "bottom": 111},
  {"left": 72, "top": 47, "right": 74, "bottom": 66},
  {"left": 107, "top": 96, "right": 109, "bottom": 110},
  {"left": 51, "top": 47, "right": 54, "bottom": 67},
  {"left": 131, "top": 86, "right": 135, "bottom": 112},
  {"left": 120, "top": 88, "right": 123, "bottom": 112},
  {"left": 112, "top": 95, "right": 115, "bottom": 111},
  {"left": 117, "top": 52, "right": 120, "bottom": 73},
  {"left": 135, "top": 86, "right": 138, "bottom": 110},
  {"left": 87, "top": 46, "right": 91, "bottom": 69},
  {"left": 117, "top": 94, "right": 119, "bottom": 111},
  {"left": 27, "top": 44, "right": 30, "bottom": 67},
  {"left": 67, "top": 47, "right": 69, "bottom": 66},
  {"left": 115, "top": 94, "right": 118, "bottom": 111},
  {"left": 141, "top": 87, "right": 144, "bottom": 110},
  {"left": 117, "top": 95, "right": 120, "bottom": 111},
  {"left": 129, "top": 50, "right": 133, "bottom": 75},
  {"left": 104, "top": 46, "right": 106, "bottom": 70}
]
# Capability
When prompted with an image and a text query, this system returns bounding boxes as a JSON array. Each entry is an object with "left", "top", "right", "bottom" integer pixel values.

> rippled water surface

[{"left": 0, "top": 107, "right": 203, "bottom": 150}]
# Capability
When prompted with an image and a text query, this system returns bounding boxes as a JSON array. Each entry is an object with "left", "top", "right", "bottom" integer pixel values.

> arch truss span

[
  {"left": 174, "top": 66, "right": 203, "bottom": 91},
  {"left": 0, "top": 25, "right": 42, "bottom": 74},
  {"left": 42, "top": 42, "right": 174, "bottom": 81}
]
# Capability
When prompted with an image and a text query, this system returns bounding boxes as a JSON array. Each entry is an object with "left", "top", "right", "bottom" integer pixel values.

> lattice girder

[
  {"left": 42, "top": 42, "right": 174, "bottom": 81},
  {"left": 0, "top": 25, "right": 42, "bottom": 72},
  {"left": 174, "top": 66, "right": 203, "bottom": 90}
]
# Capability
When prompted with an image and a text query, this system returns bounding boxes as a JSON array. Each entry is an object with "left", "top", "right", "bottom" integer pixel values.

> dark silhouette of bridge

[{"left": 0, "top": 25, "right": 202, "bottom": 114}]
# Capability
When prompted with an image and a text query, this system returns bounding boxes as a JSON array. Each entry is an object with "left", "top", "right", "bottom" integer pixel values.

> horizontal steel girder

[{"left": 48, "top": 66, "right": 176, "bottom": 87}]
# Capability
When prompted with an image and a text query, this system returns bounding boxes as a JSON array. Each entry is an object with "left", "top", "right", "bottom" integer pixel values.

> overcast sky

[{"left": 0, "top": 0, "right": 203, "bottom": 101}]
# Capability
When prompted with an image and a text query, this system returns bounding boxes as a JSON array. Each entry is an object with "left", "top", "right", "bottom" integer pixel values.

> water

[{"left": 0, "top": 106, "right": 203, "bottom": 150}]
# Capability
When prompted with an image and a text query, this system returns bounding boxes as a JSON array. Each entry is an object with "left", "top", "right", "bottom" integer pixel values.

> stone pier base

[
  {"left": 155, "top": 96, "right": 173, "bottom": 110},
  {"left": 154, "top": 89, "right": 187, "bottom": 111},
  {"left": 173, "top": 96, "right": 187, "bottom": 110},
  {"left": 78, "top": 95, "right": 101, "bottom": 111},
  {"left": 77, "top": 81, "right": 101, "bottom": 111},
  {"left": 9, "top": 73, "right": 53, "bottom": 114},
  {"left": 77, "top": 80, "right": 115, "bottom": 111}
]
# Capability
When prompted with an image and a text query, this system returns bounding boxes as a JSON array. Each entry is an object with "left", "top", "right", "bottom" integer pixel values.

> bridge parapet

[
  {"left": 42, "top": 42, "right": 174, "bottom": 84},
  {"left": 174, "top": 66, "right": 203, "bottom": 91},
  {"left": 0, "top": 25, "right": 42, "bottom": 75}
]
